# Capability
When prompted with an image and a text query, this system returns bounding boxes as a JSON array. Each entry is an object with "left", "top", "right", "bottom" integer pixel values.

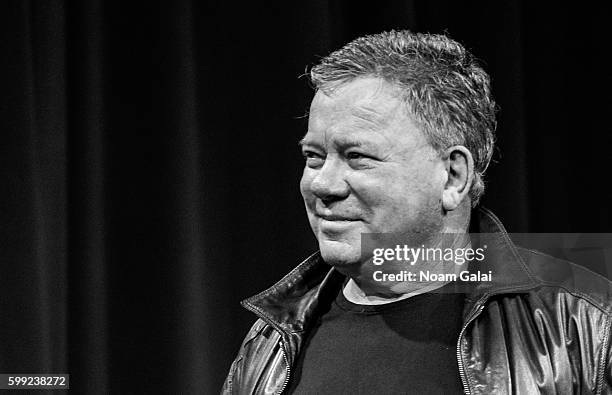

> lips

[
  {"left": 316, "top": 213, "right": 358, "bottom": 221},
  {"left": 313, "top": 202, "right": 360, "bottom": 222}
]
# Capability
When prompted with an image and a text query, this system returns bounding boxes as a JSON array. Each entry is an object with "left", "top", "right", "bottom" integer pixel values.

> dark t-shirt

[{"left": 287, "top": 282, "right": 465, "bottom": 394}]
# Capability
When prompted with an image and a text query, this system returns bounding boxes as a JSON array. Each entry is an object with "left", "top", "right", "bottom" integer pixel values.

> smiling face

[{"left": 300, "top": 77, "right": 448, "bottom": 267}]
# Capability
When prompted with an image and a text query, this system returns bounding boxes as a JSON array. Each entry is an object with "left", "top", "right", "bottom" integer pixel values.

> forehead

[
  {"left": 304, "top": 77, "right": 426, "bottom": 148},
  {"left": 309, "top": 77, "right": 404, "bottom": 128}
]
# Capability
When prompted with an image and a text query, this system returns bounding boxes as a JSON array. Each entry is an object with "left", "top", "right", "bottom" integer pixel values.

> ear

[{"left": 442, "top": 146, "right": 474, "bottom": 211}]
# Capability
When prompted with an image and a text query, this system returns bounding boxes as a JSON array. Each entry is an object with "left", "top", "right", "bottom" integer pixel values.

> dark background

[{"left": 1, "top": 1, "right": 610, "bottom": 393}]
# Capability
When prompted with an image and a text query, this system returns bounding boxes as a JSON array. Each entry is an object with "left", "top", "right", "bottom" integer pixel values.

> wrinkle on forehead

[
  {"left": 349, "top": 106, "right": 391, "bottom": 129},
  {"left": 309, "top": 77, "right": 406, "bottom": 131}
]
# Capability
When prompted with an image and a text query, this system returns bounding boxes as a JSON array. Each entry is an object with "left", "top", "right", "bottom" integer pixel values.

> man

[{"left": 222, "top": 31, "right": 612, "bottom": 394}]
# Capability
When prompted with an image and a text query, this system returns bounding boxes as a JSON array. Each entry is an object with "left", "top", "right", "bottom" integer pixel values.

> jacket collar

[{"left": 242, "top": 207, "right": 538, "bottom": 334}]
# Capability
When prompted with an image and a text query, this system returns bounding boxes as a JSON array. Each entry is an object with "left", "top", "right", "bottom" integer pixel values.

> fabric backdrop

[{"left": 1, "top": 1, "right": 610, "bottom": 393}]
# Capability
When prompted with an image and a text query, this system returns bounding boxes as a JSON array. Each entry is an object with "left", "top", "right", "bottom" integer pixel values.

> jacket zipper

[
  {"left": 277, "top": 340, "right": 291, "bottom": 395},
  {"left": 457, "top": 302, "right": 486, "bottom": 395},
  {"left": 596, "top": 316, "right": 612, "bottom": 394},
  {"left": 242, "top": 302, "right": 292, "bottom": 395}
]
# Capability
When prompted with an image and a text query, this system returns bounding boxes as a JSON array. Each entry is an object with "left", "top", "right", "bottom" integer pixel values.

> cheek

[
  {"left": 411, "top": 171, "right": 443, "bottom": 199},
  {"left": 404, "top": 158, "right": 446, "bottom": 197},
  {"left": 344, "top": 172, "right": 382, "bottom": 203},
  {"left": 350, "top": 165, "right": 443, "bottom": 215}
]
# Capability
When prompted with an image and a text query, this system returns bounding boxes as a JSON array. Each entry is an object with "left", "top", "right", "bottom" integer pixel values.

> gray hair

[{"left": 310, "top": 30, "right": 497, "bottom": 206}]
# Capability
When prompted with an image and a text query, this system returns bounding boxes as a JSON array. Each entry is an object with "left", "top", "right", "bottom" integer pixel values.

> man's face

[{"left": 300, "top": 77, "right": 447, "bottom": 267}]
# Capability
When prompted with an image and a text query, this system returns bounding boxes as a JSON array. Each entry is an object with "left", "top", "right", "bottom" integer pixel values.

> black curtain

[{"left": 1, "top": 1, "right": 610, "bottom": 393}]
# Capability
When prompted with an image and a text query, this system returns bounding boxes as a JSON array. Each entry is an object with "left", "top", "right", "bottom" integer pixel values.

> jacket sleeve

[{"left": 221, "top": 319, "right": 268, "bottom": 395}]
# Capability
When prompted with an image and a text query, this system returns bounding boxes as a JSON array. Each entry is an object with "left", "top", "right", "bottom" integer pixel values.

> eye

[
  {"left": 345, "top": 151, "right": 378, "bottom": 169},
  {"left": 302, "top": 150, "right": 325, "bottom": 168},
  {"left": 346, "top": 151, "right": 370, "bottom": 160},
  {"left": 302, "top": 151, "right": 318, "bottom": 159}
]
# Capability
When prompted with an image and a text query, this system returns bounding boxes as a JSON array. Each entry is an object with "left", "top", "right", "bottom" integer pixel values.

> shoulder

[
  {"left": 222, "top": 319, "right": 283, "bottom": 394},
  {"left": 514, "top": 246, "right": 612, "bottom": 315},
  {"left": 237, "top": 319, "right": 281, "bottom": 354}
]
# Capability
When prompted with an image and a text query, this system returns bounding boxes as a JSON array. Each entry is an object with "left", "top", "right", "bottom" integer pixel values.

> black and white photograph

[{"left": 1, "top": 1, "right": 611, "bottom": 394}]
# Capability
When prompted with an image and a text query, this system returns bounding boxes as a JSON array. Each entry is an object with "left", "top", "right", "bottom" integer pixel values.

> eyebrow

[
  {"left": 333, "top": 136, "right": 377, "bottom": 150},
  {"left": 298, "top": 136, "right": 379, "bottom": 151},
  {"left": 298, "top": 137, "right": 322, "bottom": 150}
]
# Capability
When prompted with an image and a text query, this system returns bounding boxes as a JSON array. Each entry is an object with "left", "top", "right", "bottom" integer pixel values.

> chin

[{"left": 318, "top": 239, "right": 362, "bottom": 267}]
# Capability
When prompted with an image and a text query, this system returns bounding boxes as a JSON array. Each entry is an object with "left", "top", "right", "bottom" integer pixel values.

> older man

[{"left": 222, "top": 31, "right": 612, "bottom": 394}]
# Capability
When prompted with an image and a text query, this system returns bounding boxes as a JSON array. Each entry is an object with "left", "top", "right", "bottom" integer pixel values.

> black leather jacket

[{"left": 222, "top": 208, "right": 612, "bottom": 394}]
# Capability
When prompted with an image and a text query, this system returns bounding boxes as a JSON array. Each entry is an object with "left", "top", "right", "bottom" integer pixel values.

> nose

[{"left": 309, "top": 157, "right": 350, "bottom": 203}]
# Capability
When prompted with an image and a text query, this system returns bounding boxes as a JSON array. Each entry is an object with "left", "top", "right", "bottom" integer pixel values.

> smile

[
  {"left": 316, "top": 213, "right": 359, "bottom": 222},
  {"left": 317, "top": 217, "right": 359, "bottom": 232},
  {"left": 320, "top": 217, "right": 357, "bottom": 222}
]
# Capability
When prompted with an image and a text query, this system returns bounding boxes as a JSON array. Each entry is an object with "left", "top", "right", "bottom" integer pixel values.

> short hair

[{"left": 310, "top": 30, "right": 497, "bottom": 206}]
